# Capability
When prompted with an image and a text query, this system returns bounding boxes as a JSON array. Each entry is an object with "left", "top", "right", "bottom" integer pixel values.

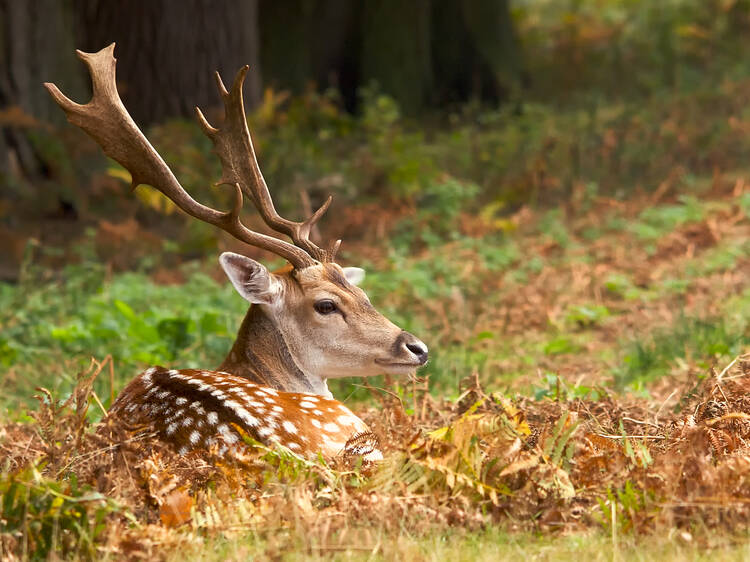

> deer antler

[
  {"left": 44, "top": 43, "right": 338, "bottom": 269},
  {"left": 195, "top": 67, "right": 339, "bottom": 262}
]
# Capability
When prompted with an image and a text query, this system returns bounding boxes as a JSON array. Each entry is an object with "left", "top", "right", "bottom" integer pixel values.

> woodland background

[{"left": 2, "top": 1, "right": 750, "bottom": 560}]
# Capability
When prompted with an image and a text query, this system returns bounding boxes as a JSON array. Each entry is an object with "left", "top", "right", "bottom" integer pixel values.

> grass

[
  {"left": 614, "top": 315, "right": 750, "bottom": 390},
  {"left": 166, "top": 529, "right": 750, "bottom": 562}
]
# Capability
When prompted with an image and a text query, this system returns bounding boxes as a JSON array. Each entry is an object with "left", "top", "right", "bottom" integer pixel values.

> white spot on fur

[
  {"left": 178, "top": 446, "right": 188, "bottom": 455},
  {"left": 176, "top": 397, "right": 187, "bottom": 405},
  {"left": 287, "top": 442, "right": 301, "bottom": 450},
  {"left": 311, "top": 419, "right": 322, "bottom": 428},
  {"left": 313, "top": 409, "right": 323, "bottom": 416},
  {"left": 207, "top": 412, "right": 218, "bottom": 425},
  {"left": 258, "top": 426, "right": 275, "bottom": 438},
  {"left": 217, "top": 423, "right": 238, "bottom": 444},
  {"left": 323, "top": 422, "right": 340, "bottom": 433},
  {"left": 182, "top": 417, "right": 193, "bottom": 427},
  {"left": 190, "top": 430, "right": 201, "bottom": 444},
  {"left": 300, "top": 401, "right": 316, "bottom": 409},
  {"left": 166, "top": 422, "right": 178, "bottom": 435},
  {"left": 282, "top": 420, "right": 298, "bottom": 434},
  {"left": 223, "top": 400, "right": 260, "bottom": 427},
  {"left": 142, "top": 367, "right": 156, "bottom": 385},
  {"left": 156, "top": 390, "right": 171, "bottom": 399},
  {"left": 337, "top": 415, "right": 358, "bottom": 426}
]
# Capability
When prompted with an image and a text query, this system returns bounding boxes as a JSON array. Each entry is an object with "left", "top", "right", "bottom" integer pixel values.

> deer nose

[{"left": 398, "top": 332, "right": 429, "bottom": 365}]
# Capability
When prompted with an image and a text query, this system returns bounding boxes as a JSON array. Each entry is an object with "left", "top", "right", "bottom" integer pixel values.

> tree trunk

[
  {"left": 0, "top": 0, "right": 85, "bottom": 199},
  {"left": 259, "top": 0, "right": 361, "bottom": 110},
  {"left": 432, "top": 0, "right": 524, "bottom": 106},
  {"left": 460, "top": 0, "right": 523, "bottom": 102},
  {"left": 75, "top": 0, "right": 262, "bottom": 126},
  {"left": 360, "top": 0, "right": 433, "bottom": 115}
]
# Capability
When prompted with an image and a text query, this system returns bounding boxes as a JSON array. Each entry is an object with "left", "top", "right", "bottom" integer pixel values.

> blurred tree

[
  {"left": 75, "top": 0, "right": 262, "bottom": 126},
  {"left": 459, "top": 0, "right": 523, "bottom": 102},
  {"left": 360, "top": 0, "right": 434, "bottom": 114},
  {"left": 432, "top": 0, "right": 524, "bottom": 106},
  {"left": 0, "top": 0, "right": 85, "bottom": 201},
  {"left": 259, "top": 0, "right": 523, "bottom": 114},
  {"left": 259, "top": 0, "right": 361, "bottom": 110}
]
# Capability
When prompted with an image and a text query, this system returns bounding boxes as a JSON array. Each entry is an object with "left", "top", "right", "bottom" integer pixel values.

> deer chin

[{"left": 374, "top": 359, "right": 422, "bottom": 375}]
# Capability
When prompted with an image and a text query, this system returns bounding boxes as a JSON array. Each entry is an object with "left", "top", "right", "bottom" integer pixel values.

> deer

[{"left": 45, "top": 44, "right": 428, "bottom": 462}]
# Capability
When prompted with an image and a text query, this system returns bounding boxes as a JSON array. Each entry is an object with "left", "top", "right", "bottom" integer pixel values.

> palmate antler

[{"left": 44, "top": 43, "right": 338, "bottom": 268}]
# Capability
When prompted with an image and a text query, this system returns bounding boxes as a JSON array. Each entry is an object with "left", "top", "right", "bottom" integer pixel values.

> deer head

[{"left": 45, "top": 44, "right": 428, "bottom": 398}]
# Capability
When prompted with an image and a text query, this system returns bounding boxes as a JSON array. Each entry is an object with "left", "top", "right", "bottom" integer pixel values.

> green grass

[
  {"left": 0, "top": 263, "right": 240, "bottom": 410},
  {"left": 614, "top": 314, "right": 750, "bottom": 390},
  {"left": 166, "top": 527, "right": 750, "bottom": 562}
]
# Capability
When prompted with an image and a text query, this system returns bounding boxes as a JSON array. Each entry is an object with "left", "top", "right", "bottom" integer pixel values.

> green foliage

[
  {"left": 542, "top": 336, "right": 581, "bottom": 356},
  {"left": 740, "top": 192, "right": 750, "bottom": 218},
  {"left": 684, "top": 239, "right": 750, "bottom": 277},
  {"left": 628, "top": 195, "right": 705, "bottom": 241},
  {"left": 533, "top": 373, "right": 606, "bottom": 401},
  {"left": 596, "top": 481, "right": 654, "bottom": 536},
  {"left": 566, "top": 304, "right": 611, "bottom": 328},
  {"left": 517, "top": 0, "right": 750, "bottom": 101},
  {"left": 603, "top": 274, "right": 643, "bottom": 301},
  {"left": 392, "top": 177, "right": 480, "bottom": 250},
  {"left": 614, "top": 315, "right": 750, "bottom": 389},
  {"left": 0, "top": 262, "right": 239, "bottom": 408},
  {"left": 538, "top": 210, "right": 572, "bottom": 249},
  {"left": 0, "top": 466, "right": 124, "bottom": 560}
]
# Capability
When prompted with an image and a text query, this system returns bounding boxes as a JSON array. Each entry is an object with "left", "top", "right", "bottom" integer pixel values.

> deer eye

[{"left": 313, "top": 299, "right": 337, "bottom": 315}]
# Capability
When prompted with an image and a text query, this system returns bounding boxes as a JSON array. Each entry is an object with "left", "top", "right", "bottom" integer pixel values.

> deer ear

[
  {"left": 219, "top": 252, "right": 282, "bottom": 305},
  {"left": 342, "top": 267, "right": 365, "bottom": 286}
]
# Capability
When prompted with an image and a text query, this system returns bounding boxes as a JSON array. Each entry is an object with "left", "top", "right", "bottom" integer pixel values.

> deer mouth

[{"left": 374, "top": 359, "right": 423, "bottom": 371}]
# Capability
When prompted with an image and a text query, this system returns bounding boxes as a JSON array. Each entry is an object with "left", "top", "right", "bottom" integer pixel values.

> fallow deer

[{"left": 45, "top": 44, "right": 428, "bottom": 461}]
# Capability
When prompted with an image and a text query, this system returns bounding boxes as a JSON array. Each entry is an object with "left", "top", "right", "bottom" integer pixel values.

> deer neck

[{"left": 218, "top": 305, "right": 332, "bottom": 398}]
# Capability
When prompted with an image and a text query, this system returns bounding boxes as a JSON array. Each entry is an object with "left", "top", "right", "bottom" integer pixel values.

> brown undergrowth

[{"left": 3, "top": 354, "right": 750, "bottom": 559}]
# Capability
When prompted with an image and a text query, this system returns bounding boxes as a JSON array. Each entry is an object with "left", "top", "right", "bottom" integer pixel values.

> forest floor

[{"left": 1, "top": 171, "right": 750, "bottom": 560}]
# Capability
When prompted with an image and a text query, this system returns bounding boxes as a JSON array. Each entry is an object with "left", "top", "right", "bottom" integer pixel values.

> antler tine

[
  {"left": 45, "top": 44, "right": 317, "bottom": 269},
  {"left": 198, "top": 65, "right": 336, "bottom": 262}
]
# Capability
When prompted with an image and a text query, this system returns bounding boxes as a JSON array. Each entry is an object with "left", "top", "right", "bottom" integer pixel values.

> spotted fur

[{"left": 109, "top": 366, "right": 382, "bottom": 461}]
